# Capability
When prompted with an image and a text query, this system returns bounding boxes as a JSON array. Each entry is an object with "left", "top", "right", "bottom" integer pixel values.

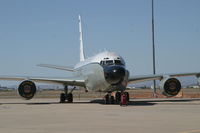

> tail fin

[{"left": 79, "top": 15, "right": 85, "bottom": 62}]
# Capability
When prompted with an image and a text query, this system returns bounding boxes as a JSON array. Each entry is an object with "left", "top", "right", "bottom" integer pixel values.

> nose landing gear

[
  {"left": 104, "top": 91, "right": 129, "bottom": 105},
  {"left": 104, "top": 92, "right": 115, "bottom": 104}
]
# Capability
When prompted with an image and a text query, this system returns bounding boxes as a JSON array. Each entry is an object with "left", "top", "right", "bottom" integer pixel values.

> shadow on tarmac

[
  {"left": 90, "top": 99, "right": 156, "bottom": 106},
  {"left": 90, "top": 98, "right": 200, "bottom": 106},
  {"left": 1, "top": 98, "right": 200, "bottom": 106}
]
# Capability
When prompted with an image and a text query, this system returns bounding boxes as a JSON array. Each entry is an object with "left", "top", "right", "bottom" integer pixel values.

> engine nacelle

[
  {"left": 160, "top": 77, "right": 181, "bottom": 97},
  {"left": 18, "top": 80, "right": 36, "bottom": 100}
]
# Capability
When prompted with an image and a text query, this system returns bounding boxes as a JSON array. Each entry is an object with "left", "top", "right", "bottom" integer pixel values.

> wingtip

[{"left": 36, "top": 64, "right": 44, "bottom": 67}]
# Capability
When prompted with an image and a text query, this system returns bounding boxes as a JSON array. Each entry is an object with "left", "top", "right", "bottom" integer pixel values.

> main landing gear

[
  {"left": 60, "top": 86, "right": 75, "bottom": 103},
  {"left": 104, "top": 91, "right": 130, "bottom": 105}
]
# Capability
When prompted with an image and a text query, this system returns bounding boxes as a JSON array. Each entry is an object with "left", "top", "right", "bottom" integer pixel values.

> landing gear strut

[{"left": 60, "top": 86, "right": 74, "bottom": 103}]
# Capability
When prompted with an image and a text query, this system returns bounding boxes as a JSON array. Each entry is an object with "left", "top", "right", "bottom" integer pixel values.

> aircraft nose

[{"left": 104, "top": 65, "right": 126, "bottom": 85}]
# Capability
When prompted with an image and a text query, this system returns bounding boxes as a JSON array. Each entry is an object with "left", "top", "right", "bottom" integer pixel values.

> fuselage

[{"left": 74, "top": 51, "right": 129, "bottom": 92}]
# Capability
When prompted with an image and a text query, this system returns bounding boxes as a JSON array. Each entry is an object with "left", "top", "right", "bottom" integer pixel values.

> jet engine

[
  {"left": 160, "top": 77, "right": 181, "bottom": 97},
  {"left": 18, "top": 80, "right": 36, "bottom": 100}
]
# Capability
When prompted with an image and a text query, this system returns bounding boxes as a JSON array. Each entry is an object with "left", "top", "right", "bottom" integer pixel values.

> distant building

[{"left": 187, "top": 85, "right": 200, "bottom": 89}]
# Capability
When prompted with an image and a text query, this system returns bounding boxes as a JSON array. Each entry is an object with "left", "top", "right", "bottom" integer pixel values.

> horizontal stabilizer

[{"left": 37, "top": 64, "right": 75, "bottom": 72}]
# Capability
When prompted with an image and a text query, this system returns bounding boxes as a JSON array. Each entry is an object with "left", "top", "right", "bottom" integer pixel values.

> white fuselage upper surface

[{"left": 74, "top": 51, "right": 126, "bottom": 69}]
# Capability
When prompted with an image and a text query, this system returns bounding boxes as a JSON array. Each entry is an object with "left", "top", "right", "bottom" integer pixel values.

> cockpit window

[
  {"left": 100, "top": 60, "right": 114, "bottom": 66},
  {"left": 100, "top": 61, "right": 105, "bottom": 65},
  {"left": 114, "top": 60, "right": 123, "bottom": 65},
  {"left": 100, "top": 60, "right": 124, "bottom": 66},
  {"left": 106, "top": 60, "right": 114, "bottom": 65}
]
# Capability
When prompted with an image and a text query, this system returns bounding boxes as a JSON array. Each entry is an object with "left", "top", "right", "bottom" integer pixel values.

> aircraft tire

[
  {"left": 60, "top": 93, "right": 66, "bottom": 103},
  {"left": 105, "top": 94, "right": 109, "bottom": 104},
  {"left": 111, "top": 96, "right": 115, "bottom": 104},
  {"left": 115, "top": 92, "right": 121, "bottom": 103},
  {"left": 67, "top": 93, "right": 73, "bottom": 103},
  {"left": 124, "top": 92, "right": 130, "bottom": 102}
]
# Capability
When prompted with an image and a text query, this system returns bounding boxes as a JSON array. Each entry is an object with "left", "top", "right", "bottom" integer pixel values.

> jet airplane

[{"left": 1, "top": 15, "right": 200, "bottom": 104}]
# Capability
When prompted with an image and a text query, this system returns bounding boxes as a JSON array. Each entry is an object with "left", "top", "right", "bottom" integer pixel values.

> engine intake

[
  {"left": 160, "top": 77, "right": 181, "bottom": 97},
  {"left": 18, "top": 80, "right": 36, "bottom": 100}
]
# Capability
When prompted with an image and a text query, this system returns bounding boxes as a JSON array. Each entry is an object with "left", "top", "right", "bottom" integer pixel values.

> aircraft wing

[
  {"left": 37, "top": 64, "right": 75, "bottom": 72},
  {"left": 128, "top": 72, "right": 200, "bottom": 84},
  {"left": 0, "top": 76, "right": 85, "bottom": 87}
]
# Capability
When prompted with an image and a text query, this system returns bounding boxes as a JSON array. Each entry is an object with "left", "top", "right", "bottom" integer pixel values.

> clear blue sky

[{"left": 0, "top": 0, "right": 200, "bottom": 81}]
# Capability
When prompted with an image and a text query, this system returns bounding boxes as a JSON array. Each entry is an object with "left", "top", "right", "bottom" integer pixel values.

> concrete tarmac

[{"left": 0, "top": 98, "right": 200, "bottom": 133}]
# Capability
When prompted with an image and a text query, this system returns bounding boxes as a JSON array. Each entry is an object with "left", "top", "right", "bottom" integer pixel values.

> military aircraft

[{"left": 0, "top": 15, "right": 200, "bottom": 104}]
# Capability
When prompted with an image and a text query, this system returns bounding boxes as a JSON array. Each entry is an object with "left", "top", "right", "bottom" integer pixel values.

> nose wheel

[
  {"left": 104, "top": 92, "right": 115, "bottom": 104},
  {"left": 115, "top": 92, "right": 121, "bottom": 103},
  {"left": 104, "top": 91, "right": 129, "bottom": 105}
]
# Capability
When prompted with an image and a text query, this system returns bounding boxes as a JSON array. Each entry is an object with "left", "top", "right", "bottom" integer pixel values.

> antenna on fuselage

[{"left": 79, "top": 15, "right": 85, "bottom": 62}]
